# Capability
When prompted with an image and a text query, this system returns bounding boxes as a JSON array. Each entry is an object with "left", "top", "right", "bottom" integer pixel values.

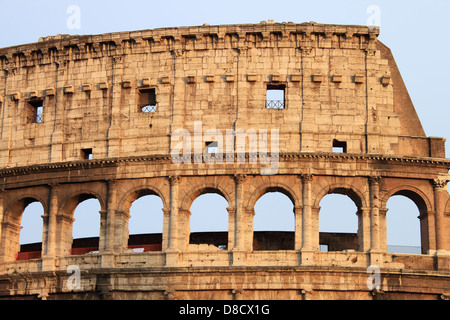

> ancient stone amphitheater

[{"left": 0, "top": 21, "right": 448, "bottom": 300}]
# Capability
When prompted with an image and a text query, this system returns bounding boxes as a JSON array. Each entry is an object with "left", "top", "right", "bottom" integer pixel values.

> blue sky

[{"left": 2, "top": 1, "right": 448, "bottom": 250}]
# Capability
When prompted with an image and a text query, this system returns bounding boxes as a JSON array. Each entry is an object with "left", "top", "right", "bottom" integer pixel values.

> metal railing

[
  {"left": 266, "top": 100, "right": 285, "bottom": 109},
  {"left": 141, "top": 104, "right": 157, "bottom": 113}
]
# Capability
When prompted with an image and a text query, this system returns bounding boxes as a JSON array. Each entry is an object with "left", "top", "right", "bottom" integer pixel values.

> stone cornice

[
  {"left": 0, "top": 152, "right": 448, "bottom": 178},
  {"left": 0, "top": 22, "right": 379, "bottom": 69}
]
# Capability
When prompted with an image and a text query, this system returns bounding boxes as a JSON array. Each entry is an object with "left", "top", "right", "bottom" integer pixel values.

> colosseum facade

[{"left": 0, "top": 21, "right": 448, "bottom": 300}]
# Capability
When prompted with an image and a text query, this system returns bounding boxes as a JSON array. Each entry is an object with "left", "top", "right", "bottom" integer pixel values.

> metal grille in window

[
  {"left": 35, "top": 106, "right": 43, "bottom": 123},
  {"left": 141, "top": 104, "right": 157, "bottom": 113},
  {"left": 27, "top": 102, "right": 43, "bottom": 123},
  {"left": 266, "top": 100, "right": 285, "bottom": 109},
  {"left": 139, "top": 89, "right": 157, "bottom": 113}
]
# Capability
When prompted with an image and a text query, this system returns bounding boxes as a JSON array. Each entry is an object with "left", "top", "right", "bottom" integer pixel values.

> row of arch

[
  {"left": 19, "top": 193, "right": 420, "bottom": 242},
  {"left": 8, "top": 178, "right": 427, "bottom": 262}
]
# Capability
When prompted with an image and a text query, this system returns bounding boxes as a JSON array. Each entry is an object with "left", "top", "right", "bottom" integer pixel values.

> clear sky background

[{"left": 2, "top": 1, "right": 448, "bottom": 251}]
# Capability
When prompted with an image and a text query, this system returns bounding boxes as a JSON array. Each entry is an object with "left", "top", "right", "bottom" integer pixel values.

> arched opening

[
  {"left": 386, "top": 195, "right": 422, "bottom": 254},
  {"left": 71, "top": 197, "right": 101, "bottom": 255},
  {"left": 318, "top": 193, "right": 358, "bottom": 252},
  {"left": 128, "top": 194, "right": 164, "bottom": 252},
  {"left": 189, "top": 193, "right": 229, "bottom": 250},
  {"left": 253, "top": 191, "right": 295, "bottom": 250},
  {"left": 17, "top": 201, "right": 44, "bottom": 260},
  {"left": 19, "top": 201, "right": 44, "bottom": 245}
]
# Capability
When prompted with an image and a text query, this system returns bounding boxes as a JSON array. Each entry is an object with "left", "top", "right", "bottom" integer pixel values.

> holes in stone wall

[
  {"left": 205, "top": 141, "right": 218, "bottom": 154},
  {"left": 318, "top": 194, "right": 358, "bottom": 252},
  {"left": 82, "top": 148, "right": 93, "bottom": 160},
  {"left": 332, "top": 139, "right": 347, "bottom": 153},
  {"left": 138, "top": 88, "right": 157, "bottom": 113},
  {"left": 19, "top": 201, "right": 44, "bottom": 246},
  {"left": 386, "top": 195, "right": 422, "bottom": 254},
  {"left": 266, "top": 84, "right": 285, "bottom": 109},
  {"left": 189, "top": 193, "right": 229, "bottom": 249},
  {"left": 128, "top": 194, "right": 164, "bottom": 252},
  {"left": 71, "top": 198, "right": 101, "bottom": 254},
  {"left": 253, "top": 191, "right": 294, "bottom": 250},
  {"left": 26, "top": 99, "right": 44, "bottom": 123}
]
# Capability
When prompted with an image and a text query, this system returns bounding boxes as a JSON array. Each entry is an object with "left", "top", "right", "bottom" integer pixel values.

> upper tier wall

[{"left": 0, "top": 22, "right": 445, "bottom": 168}]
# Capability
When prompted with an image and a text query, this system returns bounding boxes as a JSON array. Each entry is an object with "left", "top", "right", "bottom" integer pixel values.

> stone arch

[
  {"left": 118, "top": 185, "right": 167, "bottom": 252},
  {"left": 314, "top": 183, "right": 366, "bottom": 252},
  {"left": 180, "top": 183, "right": 233, "bottom": 213},
  {"left": 381, "top": 185, "right": 432, "bottom": 214},
  {"left": 382, "top": 185, "right": 432, "bottom": 254},
  {"left": 179, "top": 181, "right": 232, "bottom": 251},
  {"left": 58, "top": 189, "right": 106, "bottom": 219},
  {"left": 56, "top": 188, "right": 105, "bottom": 256},
  {"left": 245, "top": 182, "right": 299, "bottom": 209},
  {"left": 1, "top": 195, "right": 47, "bottom": 262},
  {"left": 118, "top": 185, "right": 168, "bottom": 214},
  {"left": 4, "top": 193, "right": 48, "bottom": 226},
  {"left": 313, "top": 184, "right": 366, "bottom": 209},
  {"left": 246, "top": 182, "right": 299, "bottom": 251}
]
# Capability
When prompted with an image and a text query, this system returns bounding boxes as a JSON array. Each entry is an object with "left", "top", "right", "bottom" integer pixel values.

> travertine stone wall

[
  {"left": 0, "top": 22, "right": 448, "bottom": 300},
  {"left": 0, "top": 22, "right": 445, "bottom": 169}
]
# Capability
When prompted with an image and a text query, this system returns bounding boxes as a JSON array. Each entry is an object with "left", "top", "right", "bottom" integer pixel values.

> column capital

[
  {"left": 168, "top": 175, "right": 181, "bottom": 185},
  {"left": 299, "top": 173, "right": 314, "bottom": 182},
  {"left": 226, "top": 206, "right": 237, "bottom": 214},
  {"left": 233, "top": 174, "right": 246, "bottom": 184},
  {"left": 106, "top": 179, "right": 117, "bottom": 187},
  {"left": 432, "top": 178, "right": 448, "bottom": 191},
  {"left": 368, "top": 176, "right": 382, "bottom": 185}
]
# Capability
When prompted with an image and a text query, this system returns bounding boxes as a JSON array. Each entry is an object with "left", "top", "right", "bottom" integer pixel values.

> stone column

[
  {"left": 294, "top": 205, "right": 303, "bottom": 251},
  {"left": 301, "top": 174, "right": 315, "bottom": 265},
  {"left": 57, "top": 214, "right": 75, "bottom": 257},
  {"left": 178, "top": 209, "right": 191, "bottom": 251},
  {"left": 357, "top": 207, "right": 371, "bottom": 252},
  {"left": 98, "top": 210, "right": 108, "bottom": 252},
  {"left": 301, "top": 174, "right": 314, "bottom": 251},
  {"left": 114, "top": 209, "right": 131, "bottom": 253},
  {"left": 42, "top": 184, "right": 59, "bottom": 270},
  {"left": 232, "top": 174, "right": 247, "bottom": 266},
  {"left": 166, "top": 176, "right": 180, "bottom": 267},
  {"left": 0, "top": 221, "right": 21, "bottom": 262},
  {"left": 432, "top": 178, "right": 448, "bottom": 254},
  {"left": 379, "top": 207, "right": 389, "bottom": 252},
  {"left": 369, "top": 176, "right": 383, "bottom": 266},
  {"left": 233, "top": 174, "right": 246, "bottom": 250},
  {"left": 100, "top": 180, "right": 118, "bottom": 267},
  {"left": 226, "top": 206, "right": 236, "bottom": 251},
  {"left": 103, "top": 179, "right": 117, "bottom": 253},
  {"left": 161, "top": 208, "right": 170, "bottom": 251},
  {"left": 369, "top": 176, "right": 381, "bottom": 251}
]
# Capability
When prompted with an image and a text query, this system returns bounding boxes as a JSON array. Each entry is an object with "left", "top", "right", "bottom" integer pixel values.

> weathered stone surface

[{"left": 0, "top": 22, "right": 448, "bottom": 300}]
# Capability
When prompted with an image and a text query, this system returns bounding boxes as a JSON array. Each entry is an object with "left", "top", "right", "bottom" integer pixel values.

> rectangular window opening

[
  {"left": 139, "top": 88, "right": 157, "bottom": 113},
  {"left": 82, "top": 148, "right": 93, "bottom": 160},
  {"left": 27, "top": 99, "right": 44, "bottom": 123},
  {"left": 332, "top": 140, "right": 347, "bottom": 153},
  {"left": 206, "top": 141, "right": 218, "bottom": 154},
  {"left": 266, "top": 84, "right": 285, "bottom": 109}
]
